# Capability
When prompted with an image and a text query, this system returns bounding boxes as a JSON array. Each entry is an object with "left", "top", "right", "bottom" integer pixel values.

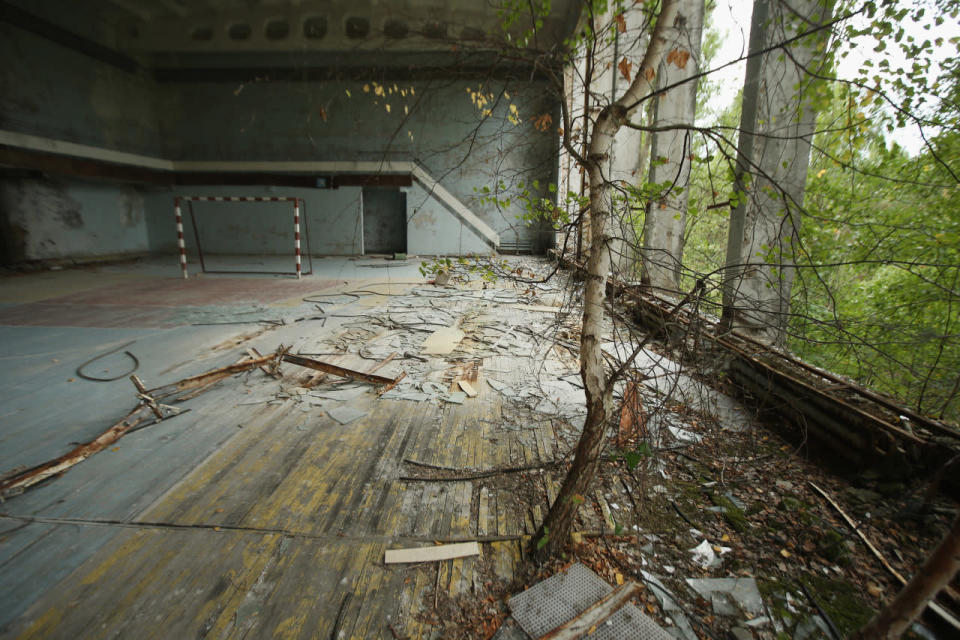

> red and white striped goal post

[{"left": 173, "top": 196, "right": 304, "bottom": 279}]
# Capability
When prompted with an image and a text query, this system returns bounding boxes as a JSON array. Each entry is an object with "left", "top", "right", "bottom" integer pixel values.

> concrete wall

[
  {"left": 0, "top": 177, "right": 148, "bottom": 262},
  {"left": 159, "top": 77, "right": 557, "bottom": 253},
  {"left": 0, "top": 13, "right": 558, "bottom": 261},
  {"left": 405, "top": 182, "right": 491, "bottom": 255},
  {"left": 0, "top": 23, "right": 164, "bottom": 157},
  {"left": 0, "top": 17, "right": 161, "bottom": 263}
]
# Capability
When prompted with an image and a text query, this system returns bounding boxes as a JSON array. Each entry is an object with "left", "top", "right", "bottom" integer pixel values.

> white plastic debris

[
  {"left": 667, "top": 425, "right": 703, "bottom": 443},
  {"left": 690, "top": 540, "right": 715, "bottom": 568},
  {"left": 686, "top": 578, "right": 764, "bottom": 617}
]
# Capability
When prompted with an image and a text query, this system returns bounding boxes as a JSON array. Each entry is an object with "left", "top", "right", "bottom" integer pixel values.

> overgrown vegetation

[{"left": 679, "top": 66, "right": 960, "bottom": 422}]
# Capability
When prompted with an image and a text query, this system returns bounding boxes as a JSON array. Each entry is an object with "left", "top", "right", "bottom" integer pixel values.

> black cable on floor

[{"left": 76, "top": 341, "right": 139, "bottom": 382}]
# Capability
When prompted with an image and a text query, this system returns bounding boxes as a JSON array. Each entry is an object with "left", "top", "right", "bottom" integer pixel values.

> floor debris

[
  {"left": 326, "top": 405, "right": 367, "bottom": 425},
  {"left": 685, "top": 577, "right": 764, "bottom": 619},
  {"left": 458, "top": 380, "right": 479, "bottom": 398},
  {"left": 280, "top": 352, "right": 404, "bottom": 387},
  {"left": 0, "top": 405, "right": 151, "bottom": 496},
  {"left": 421, "top": 323, "right": 465, "bottom": 355}
]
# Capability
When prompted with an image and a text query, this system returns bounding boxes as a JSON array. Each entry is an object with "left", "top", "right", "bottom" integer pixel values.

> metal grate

[
  {"left": 508, "top": 563, "right": 673, "bottom": 640},
  {"left": 597, "top": 604, "right": 675, "bottom": 640},
  {"left": 509, "top": 564, "right": 609, "bottom": 637}
]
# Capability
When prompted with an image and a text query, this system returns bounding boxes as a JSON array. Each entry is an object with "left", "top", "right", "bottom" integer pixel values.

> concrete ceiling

[{"left": 98, "top": 0, "right": 581, "bottom": 58}]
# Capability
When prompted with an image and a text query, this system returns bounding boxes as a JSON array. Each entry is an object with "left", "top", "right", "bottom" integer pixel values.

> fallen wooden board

[
  {"left": 247, "top": 347, "right": 281, "bottom": 379},
  {"left": 376, "top": 371, "right": 407, "bottom": 396},
  {"left": 458, "top": 380, "right": 478, "bottom": 398},
  {"left": 617, "top": 381, "right": 644, "bottom": 447},
  {"left": 367, "top": 351, "right": 398, "bottom": 374},
  {"left": 3, "top": 350, "right": 276, "bottom": 496},
  {"left": 384, "top": 541, "right": 481, "bottom": 564}
]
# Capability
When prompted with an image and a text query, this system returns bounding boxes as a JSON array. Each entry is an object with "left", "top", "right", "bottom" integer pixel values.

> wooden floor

[
  {"left": 1, "top": 261, "right": 602, "bottom": 639},
  {"left": 7, "top": 380, "right": 536, "bottom": 639}
]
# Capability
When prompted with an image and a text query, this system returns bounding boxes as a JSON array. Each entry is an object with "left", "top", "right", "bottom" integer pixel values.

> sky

[{"left": 704, "top": 0, "right": 956, "bottom": 155}]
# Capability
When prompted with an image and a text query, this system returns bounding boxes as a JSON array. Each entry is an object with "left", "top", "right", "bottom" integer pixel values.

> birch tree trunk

[
  {"left": 605, "top": 3, "right": 653, "bottom": 276},
  {"left": 642, "top": 0, "right": 704, "bottom": 294},
  {"left": 534, "top": 0, "right": 681, "bottom": 559},
  {"left": 722, "top": 0, "right": 835, "bottom": 345}
]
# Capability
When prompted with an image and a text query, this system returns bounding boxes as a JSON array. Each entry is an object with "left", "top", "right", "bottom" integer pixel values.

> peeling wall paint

[{"left": 0, "top": 178, "right": 149, "bottom": 262}]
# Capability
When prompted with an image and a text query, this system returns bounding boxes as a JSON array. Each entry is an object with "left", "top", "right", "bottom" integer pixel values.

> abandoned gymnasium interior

[{"left": 1, "top": 0, "right": 959, "bottom": 638}]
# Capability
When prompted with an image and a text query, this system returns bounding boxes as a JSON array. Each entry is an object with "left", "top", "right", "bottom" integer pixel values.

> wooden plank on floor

[
  {"left": 534, "top": 425, "right": 549, "bottom": 462},
  {"left": 491, "top": 540, "right": 515, "bottom": 583},
  {"left": 544, "top": 472, "right": 558, "bottom": 508},
  {"left": 342, "top": 542, "right": 391, "bottom": 638},
  {"left": 478, "top": 487, "right": 490, "bottom": 536},
  {"left": 400, "top": 564, "right": 435, "bottom": 638},
  {"left": 385, "top": 542, "right": 480, "bottom": 564},
  {"left": 0, "top": 524, "right": 124, "bottom": 634},
  {"left": 395, "top": 483, "right": 424, "bottom": 537},
  {"left": 262, "top": 540, "right": 380, "bottom": 639},
  {"left": 447, "top": 481, "right": 472, "bottom": 538},
  {"left": 413, "top": 483, "right": 444, "bottom": 537},
  {"left": 495, "top": 489, "right": 512, "bottom": 537}
]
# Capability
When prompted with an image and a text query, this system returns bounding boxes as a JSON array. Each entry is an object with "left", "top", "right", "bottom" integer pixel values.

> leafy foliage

[
  {"left": 791, "top": 115, "right": 960, "bottom": 420},
  {"left": 683, "top": 73, "right": 960, "bottom": 420}
]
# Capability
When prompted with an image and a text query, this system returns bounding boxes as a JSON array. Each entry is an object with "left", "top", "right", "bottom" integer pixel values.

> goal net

[{"left": 173, "top": 196, "right": 312, "bottom": 278}]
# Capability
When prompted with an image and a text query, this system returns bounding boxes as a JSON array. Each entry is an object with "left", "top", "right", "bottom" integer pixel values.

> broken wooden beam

[
  {"left": 400, "top": 458, "right": 565, "bottom": 482},
  {"left": 281, "top": 353, "right": 401, "bottom": 387},
  {"left": 376, "top": 371, "right": 407, "bottom": 396},
  {"left": 148, "top": 354, "right": 275, "bottom": 398},
  {"left": 367, "top": 351, "right": 398, "bottom": 374},
  {"left": 617, "top": 380, "right": 644, "bottom": 447},
  {"left": 247, "top": 347, "right": 282, "bottom": 379},
  {"left": 0, "top": 406, "right": 149, "bottom": 495},
  {"left": 130, "top": 374, "right": 164, "bottom": 420},
  {"left": 2, "top": 348, "right": 283, "bottom": 497}
]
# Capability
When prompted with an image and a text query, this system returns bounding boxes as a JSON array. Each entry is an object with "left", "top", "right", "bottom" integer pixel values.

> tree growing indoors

[{"left": 4, "top": 0, "right": 960, "bottom": 637}]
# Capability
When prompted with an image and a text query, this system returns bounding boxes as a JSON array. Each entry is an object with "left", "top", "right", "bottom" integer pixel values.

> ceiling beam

[
  {"left": 0, "top": 1, "right": 139, "bottom": 72},
  {"left": 157, "top": 0, "right": 187, "bottom": 18},
  {"left": 103, "top": 0, "right": 155, "bottom": 22}
]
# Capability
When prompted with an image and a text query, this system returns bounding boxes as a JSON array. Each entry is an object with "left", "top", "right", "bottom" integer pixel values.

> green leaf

[{"left": 536, "top": 526, "right": 550, "bottom": 550}]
